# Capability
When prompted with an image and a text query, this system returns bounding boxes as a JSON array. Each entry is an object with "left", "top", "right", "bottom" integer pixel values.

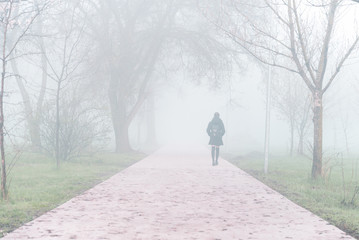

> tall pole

[{"left": 264, "top": 66, "right": 272, "bottom": 174}]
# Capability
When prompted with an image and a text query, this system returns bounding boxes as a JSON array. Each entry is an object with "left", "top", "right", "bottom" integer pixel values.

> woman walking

[{"left": 206, "top": 112, "right": 225, "bottom": 166}]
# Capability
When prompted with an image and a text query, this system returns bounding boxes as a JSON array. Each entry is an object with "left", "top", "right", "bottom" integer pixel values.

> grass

[
  {"left": 227, "top": 153, "right": 359, "bottom": 239},
  {"left": 0, "top": 151, "right": 145, "bottom": 237}
]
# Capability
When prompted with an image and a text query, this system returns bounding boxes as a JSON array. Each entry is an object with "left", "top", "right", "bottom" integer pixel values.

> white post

[{"left": 264, "top": 66, "right": 272, "bottom": 174}]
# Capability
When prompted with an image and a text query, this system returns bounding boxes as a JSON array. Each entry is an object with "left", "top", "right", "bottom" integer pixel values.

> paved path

[{"left": 3, "top": 144, "right": 354, "bottom": 240}]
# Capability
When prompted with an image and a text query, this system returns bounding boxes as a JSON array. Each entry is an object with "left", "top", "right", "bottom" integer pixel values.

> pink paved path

[{"left": 3, "top": 144, "right": 354, "bottom": 240}]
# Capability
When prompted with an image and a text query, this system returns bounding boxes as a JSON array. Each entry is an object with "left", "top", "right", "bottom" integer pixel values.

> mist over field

[
  {"left": 0, "top": 0, "right": 359, "bottom": 195},
  {"left": 129, "top": 62, "right": 359, "bottom": 157}
]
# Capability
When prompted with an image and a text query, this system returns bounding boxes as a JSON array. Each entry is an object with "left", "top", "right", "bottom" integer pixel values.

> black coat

[{"left": 207, "top": 118, "right": 225, "bottom": 146}]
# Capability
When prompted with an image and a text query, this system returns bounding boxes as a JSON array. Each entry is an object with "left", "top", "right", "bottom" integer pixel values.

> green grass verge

[
  {"left": 227, "top": 154, "right": 359, "bottom": 239},
  {"left": 0, "top": 151, "right": 145, "bottom": 237}
]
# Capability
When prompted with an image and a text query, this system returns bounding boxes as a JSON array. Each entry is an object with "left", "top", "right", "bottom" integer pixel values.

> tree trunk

[
  {"left": 55, "top": 80, "right": 61, "bottom": 168},
  {"left": 312, "top": 91, "right": 323, "bottom": 178},
  {"left": 110, "top": 103, "right": 131, "bottom": 153},
  {"left": 28, "top": 121, "right": 41, "bottom": 151},
  {"left": 145, "top": 95, "right": 158, "bottom": 148},
  {"left": 297, "top": 97, "right": 311, "bottom": 156},
  {"left": 116, "top": 96, "right": 131, "bottom": 152},
  {"left": 0, "top": 128, "right": 5, "bottom": 200},
  {"left": 108, "top": 73, "right": 132, "bottom": 153},
  {"left": 12, "top": 60, "right": 42, "bottom": 151},
  {"left": 1, "top": 70, "right": 6, "bottom": 200},
  {"left": 297, "top": 129, "right": 304, "bottom": 155},
  {"left": 290, "top": 119, "right": 294, "bottom": 157},
  {"left": 33, "top": 25, "right": 49, "bottom": 151},
  {"left": 0, "top": 124, "right": 5, "bottom": 200},
  {"left": 117, "top": 120, "right": 131, "bottom": 152}
]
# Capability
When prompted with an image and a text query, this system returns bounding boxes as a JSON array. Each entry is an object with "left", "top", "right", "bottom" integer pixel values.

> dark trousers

[{"left": 211, "top": 146, "right": 219, "bottom": 166}]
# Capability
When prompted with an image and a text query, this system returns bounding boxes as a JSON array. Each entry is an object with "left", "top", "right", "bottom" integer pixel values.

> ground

[{"left": 2, "top": 144, "right": 354, "bottom": 240}]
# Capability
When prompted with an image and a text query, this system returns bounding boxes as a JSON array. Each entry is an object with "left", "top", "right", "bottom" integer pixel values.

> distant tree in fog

[
  {"left": 87, "top": 0, "right": 175, "bottom": 152},
  {"left": 0, "top": 0, "right": 46, "bottom": 199},
  {"left": 11, "top": 0, "right": 53, "bottom": 152},
  {"left": 82, "top": 0, "right": 232, "bottom": 152},
  {"left": 271, "top": 72, "right": 311, "bottom": 156},
  {"left": 220, "top": 0, "right": 359, "bottom": 179}
]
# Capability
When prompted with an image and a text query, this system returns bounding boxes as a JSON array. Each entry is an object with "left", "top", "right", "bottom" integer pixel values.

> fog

[
  {"left": 4, "top": 1, "right": 359, "bottom": 236},
  {"left": 1, "top": 0, "right": 359, "bottom": 166},
  {"left": 143, "top": 63, "right": 359, "bottom": 157}
]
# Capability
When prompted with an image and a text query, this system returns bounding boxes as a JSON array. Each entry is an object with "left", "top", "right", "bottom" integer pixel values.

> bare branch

[
  {"left": 323, "top": 36, "right": 359, "bottom": 93},
  {"left": 263, "top": 0, "right": 290, "bottom": 27},
  {"left": 316, "top": 0, "right": 338, "bottom": 88},
  {"left": 5, "top": 4, "right": 46, "bottom": 59},
  {"left": 292, "top": 0, "right": 316, "bottom": 82},
  {"left": 287, "top": 0, "right": 315, "bottom": 92},
  {"left": 229, "top": 33, "right": 299, "bottom": 74}
]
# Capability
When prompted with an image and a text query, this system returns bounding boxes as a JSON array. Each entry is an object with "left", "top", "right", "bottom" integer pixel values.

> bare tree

[
  {"left": 40, "top": 85, "right": 110, "bottom": 161},
  {"left": 43, "top": 1, "right": 87, "bottom": 167},
  {"left": 271, "top": 71, "right": 311, "bottom": 156},
  {"left": 82, "top": 0, "right": 232, "bottom": 152},
  {"left": 80, "top": 0, "right": 177, "bottom": 152},
  {"left": 0, "top": 0, "right": 45, "bottom": 199},
  {"left": 221, "top": 0, "right": 359, "bottom": 178}
]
